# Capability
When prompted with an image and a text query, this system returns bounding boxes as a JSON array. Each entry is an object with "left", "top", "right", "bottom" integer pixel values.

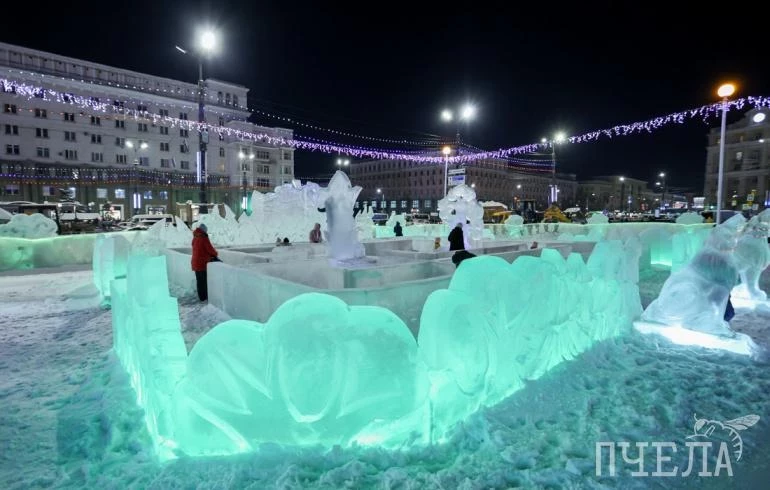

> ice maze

[{"left": 108, "top": 238, "right": 643, "bottom": 460}]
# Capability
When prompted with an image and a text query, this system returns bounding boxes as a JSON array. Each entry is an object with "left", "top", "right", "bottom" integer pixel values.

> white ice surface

[{"left": 1, "top": 267, "right": 769, "bottom": 488}]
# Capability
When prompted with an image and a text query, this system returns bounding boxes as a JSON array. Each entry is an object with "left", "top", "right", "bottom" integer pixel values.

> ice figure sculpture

[
  {"left": 318, "top": 171, "right": 365, "bottom": 261},
  {"left": 419, "top": 243, "right": 640, "bottom": 441},
  {"left": 639, "top": 215, "right": 758, "bottom": 355},
  {"left": 437, "top": 184, "right": 484, "bottom": 249},
  {"left": 0, "top": 213, "right": 58, "bottom": 238},
  {"left": 171, "top": 293, "right": 430, "bottom": 455},
  {"left": 587, "top": 212, "right": 609, "bottom": 224},
  {"left": 92, "top": 234, "right": 130, "bottom": 306},
  {"left": 676, "top": 212, "right": 705, "bottom": 225},
  {"left": 197, "top": 204, "right": 240, "bottom": 246},
  {"left": 239, "top": 181, "right": 327, "bottom": 244},
  {"left": 110, "top": 254, "right": 187, "bottom": 460},
  {"left": 355, "top": 205, "right": 375, "bottom": 240},
  {"left": 132, "top": 217, "right": 192, "bottom": 253},
  {"left": 732, "top": 209, "right": 770, "bottom": 303},
  {"left": 504, "top": 213, "right": 524, "bottom": 238}
]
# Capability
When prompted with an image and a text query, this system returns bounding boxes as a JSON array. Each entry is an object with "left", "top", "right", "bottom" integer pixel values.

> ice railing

[{"left": 105, "top": 237, "right": 641, "bottom": 460}]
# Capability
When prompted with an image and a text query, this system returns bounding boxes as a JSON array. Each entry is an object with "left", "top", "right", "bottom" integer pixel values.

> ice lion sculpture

[
  {"left": 437, "top": 184, "right": 484, "bottom": 249},
  {"left": 638, "top": 215, "right": 759, "bottom": 356}
]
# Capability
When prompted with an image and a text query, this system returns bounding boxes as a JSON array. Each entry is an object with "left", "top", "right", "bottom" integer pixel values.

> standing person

[
  {"left": 448, "top": 222, "right": 465, "bottom": 251},
  {"left": 394, "top": 221, "right": 403, "bottom": 237},
  {"left": 309, "top": 223, "right": 323, "bottom": 243},
  {"left": 191, "top": 223, "right": 219, "bottom": 302}
]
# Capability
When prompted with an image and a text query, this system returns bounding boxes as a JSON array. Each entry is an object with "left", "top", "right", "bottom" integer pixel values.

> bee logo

[{"left": 687, "top": 413, "right": 760, "bottom": 462}]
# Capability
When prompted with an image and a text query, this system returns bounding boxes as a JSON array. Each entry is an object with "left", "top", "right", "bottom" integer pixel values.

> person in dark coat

[
  {"left": 394, "top": 221, "right": 403, "bottom": 237},
  {"left": 448, "top": 222, "right": 465, "bottom": 251},
  {"left": 191, "top": 223, "right": 219, "bottom": 301}
]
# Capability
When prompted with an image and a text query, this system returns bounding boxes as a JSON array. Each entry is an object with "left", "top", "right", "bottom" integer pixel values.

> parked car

[{"left": 371, "top": 213, "right": 388, "bottom": 225}]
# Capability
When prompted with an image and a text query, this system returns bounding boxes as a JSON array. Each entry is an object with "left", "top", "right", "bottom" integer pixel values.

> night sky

[{"left": 4, "top": 2, "right": 769, "bottom": 191}]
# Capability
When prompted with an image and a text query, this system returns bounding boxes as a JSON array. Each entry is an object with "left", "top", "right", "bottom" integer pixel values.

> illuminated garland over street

[{"left": 3, "top": 78, "right": 770, "bottom": 164}]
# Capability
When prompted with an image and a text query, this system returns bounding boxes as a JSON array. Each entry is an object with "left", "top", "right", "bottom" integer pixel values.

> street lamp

[
  {"left": 442, "top": 145, "right": 452, "bottom": 197},
  {"left": 239, "top": 151, "right": 254, "bottom": 211},
  {"left": 176, "top": 29, "right": 218, "bottom": 215},
  {"left": 376, "top": 187, "right": 385, "bottom": 211},
  {"left": 544, "top": 131, "right": 567, "bottom": 206},
  {"left": 126, "top": 140, "right": 148, "bottom": 216},
  {"left": 656, "top": 172, "right": 667, "bottom": 210},
  {"left": 716, "top": 82, "right": 735, "bottom": 224},
  {"left": 619, "top": 176, "right": 626, "bottom": 214},
  {"left": 336, "top": 158, "right": 350, "bottom": 167},
  {"left": 440, "top": 103, "right": 476, "bottom": 150}
]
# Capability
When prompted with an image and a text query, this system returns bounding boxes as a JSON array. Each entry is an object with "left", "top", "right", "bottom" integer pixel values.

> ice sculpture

[
  {"left": 171, "top": 293, "right": 430, "bottom": 455},
  {"left": 92, "top": 234, "right": 130, "bottom": 306},
  {"left": 639, "top": 215, "right": 758, "bottom": 354},
  {"left": 676, "top": 212, "right": 705, "bottom": 224},
  {"left": 732, "top": 209, "right": 770, "bottom": 303},
  {"left": 504, "top": 213, "right": 524, "bottom": 238},
  {"left": 239, "top": 180, "right": 327, "bottom": 245},
  {"left": 355, "top": 205, "right": 375, "bottom": 240},
  {"left": 671, "top": 226, "right": 710, "bottom": 273},
  {"left": 419, "top": 243, "right": 640, "bottom": 441},
  {"left": 132, "top": 217, "right": 192, "bottom": 253},
  {"left": 110, "top": 254, "right": 187, "bottom": 460},
  {"left": 437, "top": 184, "right": 484, "bottom": 249},
  {"left": 386, "top": 211, "right": 408, "bottom": 231},
  {"left": 587, "top": 212, "right": 609, "bottom": 224},
  {"left": 197, "top": 204, "right": 240, "bottom": 246},
  {"left": 318, "top": 171, "right": 365, "bottom": 261},
  {"left": 0, "top": 213, "right": 58, "bottom": 238}
]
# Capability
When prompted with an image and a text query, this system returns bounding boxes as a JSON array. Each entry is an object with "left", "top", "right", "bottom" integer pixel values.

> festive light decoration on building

[{"left": 3, "top": 77, "right": 770, "bottom": 165}]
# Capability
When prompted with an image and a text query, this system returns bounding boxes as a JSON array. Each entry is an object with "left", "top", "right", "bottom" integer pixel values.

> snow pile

[
  {"left": 0, "top": 213, "right": 58, "bottom": 238},
  {"left": 675, "top": 211, "right": 705, "bottom": 224}
]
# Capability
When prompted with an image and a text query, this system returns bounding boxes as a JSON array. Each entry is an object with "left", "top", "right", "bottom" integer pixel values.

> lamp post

[
  {"left": 336, "top": 157, "right": 350, "bottom": 168},
  {"left": 442, "top": 145, "right": 451, "bottom": 197},
  {"left": 126, "top": 140, "right": 148, "bottom": 216},
  {"left": 238, "top": 151, "right": 254, "bottom": 211},
  {"left": 376, "top": 187, "right": 385, "bottom": 212},
  {"left": 619, "top": 176, "right": 626, "bottom": 214},
  {"left": 657, "top": 172, "right": 667, "bottom": 210},
  {"left": 176, "top": 29, "right": 217, "bottom": 215},
  {"left": 543, "top": 132, "right": 566, "bottom": 206},
  {"left": 440, "top": 104, "right": 476, "bottom": 198},
  {"left": 716, "top": 82, "right": 736, "bottom": 224}
]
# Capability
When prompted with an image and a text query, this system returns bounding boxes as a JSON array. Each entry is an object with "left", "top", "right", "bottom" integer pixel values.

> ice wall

[
  {"left": 419, "top": 242, "right": 641, "bottom": 440},
  {"left": 132, "top": 217, "right": 192, "bottom": 254},
  {"left": 110, "top": 254, "right": 187, "bottom": 461},
  {"left": 0, "top": 213, "right": 58, "bottom": 238},
  {"left": 92, "top": 234, "right": 130, "bottom": 306},
  {"left": 109, "top": 236, "right": 642, "bottom": 459}
]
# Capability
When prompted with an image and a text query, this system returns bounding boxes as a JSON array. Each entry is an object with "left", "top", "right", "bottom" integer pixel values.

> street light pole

[
  {"left": 126, "top": 140, "right": 147, "bottom": 216},
  {"left": 619, "top": 176, "right": 626, "bottom": 214},
  {"left": 716, "top": 83, "right": 735, "bottom": 224},
  {"left": 197, "top": 57, "right": 208, "bottom": 214},
  {"left": 442, "top": 146, "right": 451, "bottom": 197},
  {"left": 376, "top": 188, "right": 385, "bottom": 212},
  {"left": 440, "top": 104, "right": 475, "bottom": 198}
]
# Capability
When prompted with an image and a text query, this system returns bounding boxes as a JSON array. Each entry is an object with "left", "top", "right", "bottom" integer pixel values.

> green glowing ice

[{"left": 108, "top": 239, "right": 641, "bottom": 460}]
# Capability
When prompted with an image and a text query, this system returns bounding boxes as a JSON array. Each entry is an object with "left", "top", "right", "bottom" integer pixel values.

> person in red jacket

[{"left": 191, "top": 223, "right": 219, "bottom": 301}]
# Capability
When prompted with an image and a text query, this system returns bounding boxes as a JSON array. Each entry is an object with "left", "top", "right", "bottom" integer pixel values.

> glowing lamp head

[
  {"left": 619, "top": 176, "right": 625, "bottom": 182},
  {"left": 442, "top": 146, "right": 451, "bottom": 156},
  {"left": 376, "top": 188, "right": 382, "bottom": 194},
  {"left": 717, "top": 83, "right": 735, "bottom": 98},
  {"left": 460, "top": 104, "right": 476, "bottom": 121},
  {"left": 516, "top": 184, "right": 522, "bottom": 189},
  {"left": 753, "top": 112, "right": 766, "bottom": 123},
  {"left": 139, "top": 142, "right": 148, "bottom": 149},
  {"left": 441, "top": 109, "right": 453, "bottom": 122},
  {"left": 199, "top": 30, "right": 217, "bottom": 53},
  {"left": 659, "top": 172, "right": 665, "bottom": 178},
  {"left": 239, "top": 151, "right": 246, "bottom": 159},
  {"left": 554, "top": 132, "right": 566, "bottom": 144},
  {"left": 125, "top": 141, "right": 134, "bottom": 148}
]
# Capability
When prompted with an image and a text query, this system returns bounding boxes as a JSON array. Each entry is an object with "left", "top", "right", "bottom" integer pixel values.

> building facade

[
  {"left": 349, "top": 156, "right": 577, "bottom": 213},
  {"left": 0, "top": 42, "right": 293, "bottom": 219},
  {"left": 704, "top": 108, "right": 770, "bottom": 211},
  {"left": 577, "top": 176, "right": 650, "bottom": 212}
]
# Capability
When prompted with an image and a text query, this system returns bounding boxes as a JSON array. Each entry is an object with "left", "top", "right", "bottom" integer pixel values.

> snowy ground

[{"left": 1, "top": 266, "right": 769, "bottom": 489}]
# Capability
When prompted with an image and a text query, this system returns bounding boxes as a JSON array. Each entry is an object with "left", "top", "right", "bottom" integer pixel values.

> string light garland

[{"left": 3, "top": 77, "right": 770, "bottom": 165}]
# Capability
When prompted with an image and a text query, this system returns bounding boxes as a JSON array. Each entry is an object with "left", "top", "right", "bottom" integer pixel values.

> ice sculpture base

[
  {"left": 729, "top": 294, "right": 770, "bottom": 313},
  {"left": 634, "top": 321, "right": 758, "bottom": 357}
]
